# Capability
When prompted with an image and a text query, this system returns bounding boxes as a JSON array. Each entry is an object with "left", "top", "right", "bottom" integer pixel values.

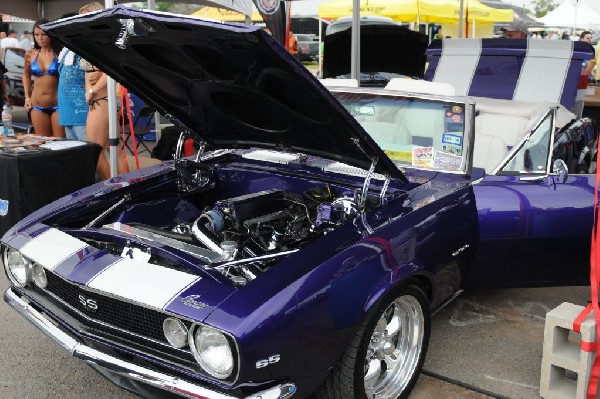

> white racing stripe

[
  {"left": 513, "top": 40, "right": 572, "bottom": 103},
  {"left": 20, "top": 228, "right": 88, "bottom": 271},
  {"left": 87, "top": 257, "right": 201, "bottom": 310},
  {"left": 432, "top": 39, "right": 481, "bottom": 96}
]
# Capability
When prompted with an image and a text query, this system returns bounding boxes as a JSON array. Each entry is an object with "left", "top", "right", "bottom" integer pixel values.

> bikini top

[{"left": 30, "top": 51, "right": 59, "bottom": 77}]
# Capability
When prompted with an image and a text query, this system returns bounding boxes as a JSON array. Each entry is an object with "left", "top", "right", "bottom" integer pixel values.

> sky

[
  {"left": 499, "top": 0, "right": 600, "bottom": 16},
  {"left": 501, "top": 0, "right": 532, "bottom": 7}
]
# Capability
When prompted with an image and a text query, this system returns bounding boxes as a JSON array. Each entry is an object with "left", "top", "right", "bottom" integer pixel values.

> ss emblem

[
  {"left": 78, "top": 294, "right": 98, "bottom": 313},
  {"left": 256, "top": 354, "right": 280, "bottom": 369}
]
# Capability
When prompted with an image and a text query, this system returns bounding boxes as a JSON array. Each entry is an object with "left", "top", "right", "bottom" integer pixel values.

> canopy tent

[
  {"left": 0, "top": 0, "right": 254, "bottom": 20},
  {"left": 318, "top": 0, "right": 513, "bottom": 24},
  {"left": 192, "top": 0, "right": 330, "bottom": 22},
  {"left": 480, "top": 0, "right": 542, "bottom": 27},
  {"left": 0, "top": 13, "right": 35, "bottom": 34},
  {"left": 538, "top": 0, "right": 600, "bottom": 30},
  {"left": 291, "top": 0, "right": 327, "bottom": 18},
  {"left": 582, "top": 0, "right": 600, "bottom": 15},
  {"left": 191, "top": 6, "right": 262, "bottom": 22},
  {"left": 0, "top": 13, "right": 34, "bottom": 23}
]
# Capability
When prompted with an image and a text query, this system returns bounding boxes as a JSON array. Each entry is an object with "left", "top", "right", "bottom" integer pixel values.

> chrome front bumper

[{"left": 4, "top": 287, "right": 296, "bottom": 399}]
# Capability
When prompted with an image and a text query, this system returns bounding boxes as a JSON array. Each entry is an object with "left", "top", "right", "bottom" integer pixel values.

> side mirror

[{"left": 552, "top": 159, "right": 568, "bottom": 183}]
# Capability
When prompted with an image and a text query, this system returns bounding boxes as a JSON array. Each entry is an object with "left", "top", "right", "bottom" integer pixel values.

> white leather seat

[
  {"left": 392, "top": 106, "right": 446, "bottom": 147},
  {"left": 473, "top": 97, "right": 576, "bottom": 149},
  {"left": 473, "top": 133, "right": 509, "bottom": 173},
  {"left": 475, "top": 113, "right": 527, "bottom": 149},
  {"left": 359, "top": 121, "right": 411, "bottom": 147}
]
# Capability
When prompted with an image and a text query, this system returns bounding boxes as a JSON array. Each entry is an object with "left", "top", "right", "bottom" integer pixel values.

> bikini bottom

[
  {"left": 31, "top": 105, "right": 59, "bottom": 115},
  {"left": 89, "top": 97, "right": 122, "bottom": 112}
]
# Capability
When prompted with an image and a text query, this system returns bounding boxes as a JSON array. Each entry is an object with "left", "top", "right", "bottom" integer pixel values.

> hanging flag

[{"left": 253, "top": 0, "right": 286, "bottom": 45}]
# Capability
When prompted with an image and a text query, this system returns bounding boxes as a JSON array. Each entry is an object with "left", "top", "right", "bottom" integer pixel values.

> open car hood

[
  {"left": 323, "top": 25, "right": 428, "bottom": 83},
  {"left": 43, "top": 6, "right": 404, "bottom": 180}
]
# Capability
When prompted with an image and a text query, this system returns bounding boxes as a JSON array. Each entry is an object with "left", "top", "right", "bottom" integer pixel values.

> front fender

[{"left": 204, "top": 183, "right": 477, "bottom": 393}]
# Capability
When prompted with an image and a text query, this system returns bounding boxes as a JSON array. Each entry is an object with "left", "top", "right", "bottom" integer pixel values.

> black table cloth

[{"left": 0, "top": 142, "right": 102, "bottom": 237}]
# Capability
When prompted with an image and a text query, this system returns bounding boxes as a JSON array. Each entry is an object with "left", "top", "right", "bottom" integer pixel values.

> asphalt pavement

[
  {"left": 0, "top": 262, "right": 589, "bottom": 399},
  {"left": 418, "top": 286, "right": 588, "bottom": 399}
]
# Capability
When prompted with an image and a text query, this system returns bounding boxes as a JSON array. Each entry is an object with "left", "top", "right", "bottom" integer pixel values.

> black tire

[{"left": 316, "top": 284, "right": 431, "bottom": 399}]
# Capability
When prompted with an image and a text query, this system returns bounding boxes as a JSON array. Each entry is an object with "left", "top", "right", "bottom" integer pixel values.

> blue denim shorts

[{"left": 64, "top": 125, "right": 87, "bottom": 141}]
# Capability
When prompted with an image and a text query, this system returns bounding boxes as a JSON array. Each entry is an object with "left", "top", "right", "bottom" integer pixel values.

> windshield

[
  {"left": 500, "top": 111, "right": 554, "bottom": 174},
  {"left": 333, "top": 92, "right": 470, "bottom": 173}
]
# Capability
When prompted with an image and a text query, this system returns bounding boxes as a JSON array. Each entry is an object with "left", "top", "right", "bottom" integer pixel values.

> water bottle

[{"left": 2, "top": 104, "right": 14, "bottom": 137}]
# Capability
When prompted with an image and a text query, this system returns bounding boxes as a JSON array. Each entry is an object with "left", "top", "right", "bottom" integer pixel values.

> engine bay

[
  {"left": 50, "top": 150, "right": 398, "bottom": 286},
  {"left": 90, "top": 183, "right": 367, "bottom": 286}
]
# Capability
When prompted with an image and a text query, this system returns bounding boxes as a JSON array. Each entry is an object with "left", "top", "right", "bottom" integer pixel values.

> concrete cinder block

[{"left": 540, "top": 302, "right": 599, "bottom": 399}]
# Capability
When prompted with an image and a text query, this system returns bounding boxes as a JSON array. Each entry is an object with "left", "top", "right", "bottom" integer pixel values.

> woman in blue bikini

[{"left": 22, "top": 19, "right": 65, "bottom": 137}]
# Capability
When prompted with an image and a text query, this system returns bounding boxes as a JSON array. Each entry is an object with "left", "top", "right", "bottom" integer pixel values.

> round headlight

[
  {"left": 190, "top": 325, "right": 235, "bottom": 379},
  {"left": 3, "top": 248, "right": 31, "bottom": 287},
  {"left": 32, "top": 263, "right": 47, "bottom": 289},
  {"left": 163, "top": 318, "right": 188, "bottom": 348}
]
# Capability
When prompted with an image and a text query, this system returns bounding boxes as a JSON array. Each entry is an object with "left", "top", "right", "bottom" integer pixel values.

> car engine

[
  {"left": 72, "top": 185, "right": 360, "bottom": 286},
  {"left": 175, "top": 188, "right": 356, "bottom": 284}
]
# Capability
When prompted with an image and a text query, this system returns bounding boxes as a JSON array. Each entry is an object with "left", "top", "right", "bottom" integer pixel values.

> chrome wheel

[
  {"left": 363, "top": 295, "right": 425, "bottom": 398},
  {"left": 316, "top": 285, "right": 429, "bottom": 399}
]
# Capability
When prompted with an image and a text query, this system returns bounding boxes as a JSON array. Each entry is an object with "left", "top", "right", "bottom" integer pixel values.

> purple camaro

[{"left": 1, "top": 7, "right": 595, "bottom": 399}]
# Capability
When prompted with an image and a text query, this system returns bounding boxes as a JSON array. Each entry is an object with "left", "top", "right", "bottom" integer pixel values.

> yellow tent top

[
  {"left": 191, "top": 7, "right": 263, "bottom": 22},
  {"left": 319, "top": 0, "right": 513, "bottom": 24},
  {"left": 421, "top": 0, "right": 513, "bottom": 23}
]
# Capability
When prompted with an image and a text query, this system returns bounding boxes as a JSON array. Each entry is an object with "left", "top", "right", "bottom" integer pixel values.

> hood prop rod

[
  {"left": 84, "top": 194, "right": 131, "bottom": 230},
  {"left": 380, "top": 176, "right": 390, "bottom": 206},
  {"left": 357, "top": 157, "right": 378, "bottom": 212}
]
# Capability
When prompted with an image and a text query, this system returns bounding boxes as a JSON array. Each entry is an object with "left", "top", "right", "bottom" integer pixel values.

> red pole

[
  {"left": 465, "top": 0, "right": 469, "bottom": 38},
  {"left": 285, "top": 1, "right": 292, "bottom": 50}
]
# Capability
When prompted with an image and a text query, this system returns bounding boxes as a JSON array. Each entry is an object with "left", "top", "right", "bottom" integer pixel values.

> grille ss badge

[{"left": 78, "top": 294, "right": 98, "bottom": 313}]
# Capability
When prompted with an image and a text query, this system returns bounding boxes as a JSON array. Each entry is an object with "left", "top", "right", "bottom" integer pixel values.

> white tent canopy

[
  {"left": 290, "top": 0, "right": 330, "bottom": 18},
  {"left": 538, "top": 0, "right": 600, "bottom": 30}
]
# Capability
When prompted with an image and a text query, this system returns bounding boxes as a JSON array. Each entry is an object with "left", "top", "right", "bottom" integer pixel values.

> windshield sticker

[
  {"left": 384, "top": 149, "right": 412, "bottom": 163},
  {"left": 442, "top": 133, "right": 463, "bottom": 146},
  {"left": 451, "top": 105, "right": 463, "bottom": 114},
  {"left": 412, "top": 146, "right": 434, "bottom": 167},
  {"left": 434, "top": 151, "right": 463, "bottom": 170},
  {"left": 451, "top": 114, "right": 463, "bottom": 123}
]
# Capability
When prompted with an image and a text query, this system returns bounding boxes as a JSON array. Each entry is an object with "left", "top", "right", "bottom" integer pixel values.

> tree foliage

[
  {"left": 532, "top": 0, "right": 559, "bottom": 18},
  {"left": 156, "top": 2, "right": 176, "bottom": 12}
]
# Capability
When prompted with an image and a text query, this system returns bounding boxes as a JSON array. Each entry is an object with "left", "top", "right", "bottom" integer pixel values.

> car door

[{"left": 467, "top": 109, "right": 595, "bottom": 287}]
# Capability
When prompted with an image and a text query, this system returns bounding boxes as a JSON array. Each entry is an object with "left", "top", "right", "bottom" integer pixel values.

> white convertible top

[
  {"left": 319, "top": 78, "right": 359, "bottom": 88},
  {"left": 385, "top": 78, "right": 456, "bottom": 96},
  {"left": 473, "top": 97, "right": 575, "bottom": 131}
]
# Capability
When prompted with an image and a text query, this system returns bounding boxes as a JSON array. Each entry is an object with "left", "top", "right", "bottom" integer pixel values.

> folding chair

[{"left": 123, "top": 105, "right": 156, "bottom": 155}]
